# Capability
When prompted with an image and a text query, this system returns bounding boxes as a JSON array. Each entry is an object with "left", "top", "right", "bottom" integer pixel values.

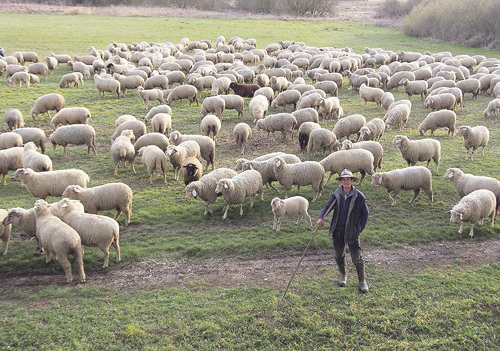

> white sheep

[
  {"left": 332, "top": 114, "right": 366, "bottom": 141},
  {"left": 111, "top": 120, "right": 147, "bottom": 142},
  {"left": 28, "top": 62, "right": 48, "bottom": 80},
  {"left": 358, "top": 118, "right": 385, "bottom": 142},
  {"left": 57, "top": 198, "right": 120, "bottom": 268},
  {"left": 291, "top": 108, "right": 320, "bottom": 131},
  {"left": 0, "top": 147, "right": 23, "bottom": 185},
  {"left": 137, "top": 145, "right": 168, "bottom": 184},
  {"left": 359, "top": 83, "right": 384, "bottom": 107},
  {"left": 137, "top": 86, "right": 165, "bottom": 109},
  {"left": 241, "top": 154, "right": 301, "bottom": 192},
  {"left": 217, "top": 94, "right": 244, "bottom": 119},
  {"left": 62, "top": 182, "right": 133, "bottom": 226},
  {"left": 455, "top": 125, "right": 490, "bottom": 160},
  {"left": 12, "top": 127, "right": 46, "bottom": 153},
  {"left": 145, "top": 105, "right": 173, "bottom": 122},
  {"left": 113, "top": 73, "right": 144, "bottom": 97},
  {"left": 50, "top": 107, "right": 91, "bottom": 129},
  {"left": 30, "top": 93, "right": 65, "bottom": 120},
  {"left": 418, "top": 110, "right": 456, "bottom": 136},
  {"left": 371, "top": 166, "right": 433, "bottom": 206},
  {"left": 94, "top": 74, "right": 120, "bottom": 99},
  {"left": 148, "top": 113, "right": 172, "bottom": 135},
  {"left": 210, "top": 76, "right": 232, "bottom": 96},
  {"left": 341, "top": 140, "right": 383, "bottom": 171},
  {"left": 450, "top": 189, "right": 496, "bottom": 237},
  {"left": 271, "top": 157, "right": 325, "bottom": 202},
  {"left": 298, "top": 121, "right": 321, "bottom": 152},
  {"left": 166, "top": 140, "right": 201, "bottom": 181},
  {"left": 400, "top": 78, "right": 428, "bottom": 100},
  {"left": 424, "top": 93, "right": 456, "bottom": 111},
  {"left": 9, "top": 71, "right": 30, "bottom": 87},
  {"left": 483, "top": 98, "right": 500, "bottom": 117},
  {"left": 306, "top": 128, "right": 339, "bottom": 156},
  {"left": 133, "top": 133, "right": 169, "bottom": 155},
  {"left": 381, "top": 91, "right": 395, "bottom": 111},
  {"left": 456, "top": 78, "right": 481, "bottom": 99},
  {"left": 185, "top": 168, "right": 238, "bottom": 215},
  {"left": 270, "top": 196, "right": 312, "bottom": 232},
  {"left": 214, "top": 170, "right": 263, "bottom": 219},
  {"left": 50, "top": 124, "right": 97, "bottom": 156},
  {"left": 249, "top": 95, "right": 269, "bottom": 123},
  {"left": 319, "top": 149, "right": 374, "bottom": 184},
  {"left": 201, "top": 96, "right": 225, "bottom": 117},
  {"left": 0, "top": 132, "right": 23, "bottom": 150},
  {"left": 167, "top": 85, "right": 199, "bottom": 106},
  {"left": 233, "top": 122, "right": 252, "bottom": 155},
  {"left": 253, "top": 86, "right": 274, "bottom": 104},
  {"left": 110, "top": 129, "right": 136, "bottom": 176},
  {"left": 5, "top": 108, "right": 24, "bottom": 131},
  {"left": 200, "top": 115, "right": 221, "bottom": 141},
  {"left": 270, "top": 90, "right": 301, "bottom": 111},
  {"left": 22, "top": 142, "right": 52, "bottom": 172},
  {"left": 315, "top": 97, "right": 342, "bottom": 120},
  {"left": 59, "top": 72, "right": 84, "bottom": 88},
  {"left": 0, "top": 209, "right": 12, "bottom": 255},
  {"left": 392, "top": 135, "right": 441, "bottom": 173},
  {"left": 255, "top": 113, "right": 297, "bottom": 139},
  {"left": 383, "top": 104, "right": 411, "bottom": 131},
  {"left": 168, "top": 131, "right": 216, "bottom": 170},
  {"left": 115, "top": 114, "right": 137, "bottom": 127},
  {"left": 34, "top": 199, "right": 85, "bottom": 284}
]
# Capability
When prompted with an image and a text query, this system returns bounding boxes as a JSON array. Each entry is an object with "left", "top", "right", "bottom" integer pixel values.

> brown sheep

[
  {"left": 229, "top": 82, "right": 261, "bottom": 98},
  {"left": 181, "top": 157, "right": 203, "bottom": 185}
]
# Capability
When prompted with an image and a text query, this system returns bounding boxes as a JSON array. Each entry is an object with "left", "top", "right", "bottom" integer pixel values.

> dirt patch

[{"left": 1, "top": 238, "right": 498, "bottom": 292}]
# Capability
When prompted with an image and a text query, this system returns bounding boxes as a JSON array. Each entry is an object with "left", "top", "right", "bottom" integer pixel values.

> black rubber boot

[
  {"left": 355, "top": 263, "right": 369, "bottom": 293},
  {"left": 336, "top": 258, "right": 347, "bottom": 287}
]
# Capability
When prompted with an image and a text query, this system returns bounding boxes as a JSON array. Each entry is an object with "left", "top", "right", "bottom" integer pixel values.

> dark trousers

[{"left": 332, "top": 231, "right": 363, "bottom": 266}]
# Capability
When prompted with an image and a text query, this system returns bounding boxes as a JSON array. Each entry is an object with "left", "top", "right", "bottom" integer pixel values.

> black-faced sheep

[{"left": 181, "top": 156, "right": 203, "bottom": 186}]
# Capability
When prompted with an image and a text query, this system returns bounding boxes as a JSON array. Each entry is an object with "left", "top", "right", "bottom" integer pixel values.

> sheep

[
  {"left": 94, "top": 74, "right": 120, "bottom": 99},
  {"left": 201, "top": 96, "right": 225, "bottom": 117},
  {"left": 298, "top": 121, "right": 321, "bottom": 152},
  {"left": 306, "top": 128, "right": 339, "bottom": 156},
  {"left": 49, "top": 124, "right": 97, "bottom": 156},
  {"left": 234, "top": 152, "right": 288, "bottom": 171},
  {"left": 200, "top": 114, "right": 221, "bottom": 141},
  {"left": 358, "top": 118, "right": 385, "bottom": 142},
  {"left": 110, "top": 129, "right": 136, "bottom": 176},
  {"left": 400, "top": 78, "right": 428, "bottom": 100},
  {"left": 133, "top": 133, "right": 169, "bottom": 155},
  {"left": 185, "top": 168, "right": 238, "bottom": 215},
  {"left": 0, "top": 147, "right": 23, "bottom": 185},
  {"left": 27, "top": 62, "right": 48, "bottom": 80},
  {"left": 255, "top": 113, "right": 297, "bottom": 139},
  {"left": 0, "top": 209, "right": 11, "bottom": 255},
  {"left": 111, "top": 120, "right": 146, "bottom": 142},
  {"left": 359, "top": 83, "right": 384, "bottom": 107},
  {"left": 386, "top": 71, "right": 416, "bottom": 90},
  {"left": 113, "top": 73, "right": 144, "bottom": 97},
  {"left": 168, "top": 131, "right": 216, "bottom": 170},
  {"left": 166, "top": 140, "right": 201, "bottom": 181},
  {"left": 137, "top": 86, "right": 165, "bottom": 109},
  {"left": 456, "top": 78, "right": 481, "bottom": 99},
  {"left": 217, "top": 94, "right": 245, "bottom": 119},
  {"left": 137, "top": 145, "right": 168, "bottom": 184},
  {"left": 30, "top": 93, "right": 65, "bottom": 120},
  {"left": 229, "top": 82, "right": 261, "bottom": 98},
  {"left": 449, "top": 189, "right": 496, "bottom": 237},
  {"left": 8, "top": 71, "right": 30, "bottom": 87},
  {"left": 418, "top": 110, "right": 456, "bottom": 136},
  {"left": 429, "top": 87, "right": 464, "bottom": 110},
  {"left": 59, "top": 72, "right": 84, "bottom": 88},
  {"left": 62, "top": 182, "right": 133, "bottom": 226},
  {"left": 483, "top": 98, "right": 500, "bottom": 117},
  {"left": 332, "top": 114, "right": 366, "bottom": 141},
  {"left": 241, "top": 154, "right": 301, "bottom": 192},
  {"left": 341, "top": 140, "right": 383, "bottom": 171},
  {"left": 381, "top": 91, "right": 395, "bottom": 111},
  {"left": 255, "top": 74, "right": 270, "bottom": 87},
  {"left": 12, "top": 127, "right": 46, "bottom": 153},
  {"left": 190, "top": 76, "right": 216, "bottom": 96},
  {"left": 115, "top": 114, "right": 136, "bottom": 127},
  {"left": 5, "top": 64, "right": 28, "bottom": 81},
  {"left": 214, "top": 170, "right": 263, "bottom": 219},
  {"left": 181, "top": 156, "right": 203, "bottom": 186},
  {"left": 269, "top": 76, "right": 289, "bottom": 95},
  {"left": 319, "top": 149, "right": 374, "bottom": 184},
  {"left": 50, "top": 107, "right": 91, "bottom": 129},
  {"left": 44, "top": 56, "right": 58, "bottom": 72},
  {"left": 57, "top": 198, "right": 120, "bottom": 268},
  {"left": 253, "top": 86, "right": 275, "bottom": 104},
  {"left": 314, "top": 80, "right": 338, "bottom": 97},
  {"left": 371, "top": 166, "right": 433, "bottom": 206},
  {"left": 270, "top": 196, "right": 312, "bottom": 232},
  {"left": 455, "top": 125, "right": 490, "bottom": 160},
  {"left": 424, "top": 92, "right": 456, "bottom": 111},
  {"left": 210, "top": 76, "right": 232, "bottom": 96},
  {"left": 296, "top": 92, "right": 324, "bottom": 110},
  {"left": 34, "top": 199, "right": 85, "bottom": 284},
  {"left": 22, "top": 142, "right": 52, "bottom": 172},
  {"left": 270, "top": 157, "right": 324, "bottom": 202},
  {"left": 232, "top": 122, "right": 253, "bottom": 155},
  {"left": 383, "top": 104, "right": 411, "bottom": 131},
  {"left": 4, "top": 108, "right": 24, "bottom": 131},
  {"left": 144, "top": 75, "right": 169, "bottom": 90},
  {"left": 148, "top": 113, "right": 172, "bottom": 135},
  {"left": 145, "top": 105, "right": 172, "bottom": 121},
  {"left": 0, "top": 131, "right": 23, "bottom": 150},
  {"left": 291, "top": 108, "right": 320, "bottom": 131},
  {"left": 249, "top": 95, "right": 269, "bottom": 123},
  {"left": 167, "top": 85, "right": 199, "bottom": 106},
  {"left": 392, "top": 135, "right": 441, "bottom": 173}
]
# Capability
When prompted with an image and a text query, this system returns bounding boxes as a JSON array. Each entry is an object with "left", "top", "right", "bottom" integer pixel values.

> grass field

[{"left": 0, "top": 13, "right": 499, "bottom": 350}]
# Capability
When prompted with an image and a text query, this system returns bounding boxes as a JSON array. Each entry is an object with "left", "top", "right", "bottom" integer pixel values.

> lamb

[
  {"left": 57, "top": 198, "right": 120, "bottom": 268},
  {"left": 249, "top": 95, "right": 269, "bottom": 123},
  {"left": 94, "top": 74, "right": 120, "bottom": 99},
  {"left": 319, "top": 149, "right": 374, "bottom": 184},
  {"left": 255, "top": 113, "right": 297, "bottom": 139},
  {"left": 137, "top": 86, "right": 165, "bottom": 109},
  {"left": 0, "top": 132, "right": 23, "bottom": 150},
  {"left": 359, "top": 83, "right": 384, "bottom": 107},
  {"left": 134, "top": 133, "right": 170, "bottom": 154},
  {"left": 144, "top": 75, "right": 169, "bottom": 90},
  {"left": 418, "top": 110, "right": 456, "bottom": 136},
  {"left": 59, "top": 72, "right": 84, "bottom": 88},
  {"left": 147, "top": 113, "right": 172, "bottom": 134},
  {"left": 50, "top": 124, "right": 97, "bottom": 156},
  {"left": 0, "top": 147, "right": 23, "bottom": 185},
  {"left": 30, "top": 93, "right": 65, "bottom": 120},
  {"left": 8, "top": 71, "right": 30, "bottom": 87},
  {"left": 185, "top": 168, "right": 238, "bottom": 215},
  {"left": 214, "top": 170, "right": 263, "bottom": 219},
  {"left": 455, "top": 125, "right": 490, "bottom": 160},
  {"left": 229, "top": 82, "right": 261, "bottom": 97},
  {"left": 168, "top": 131, "right": 216, "bottom": 170},
  {"left": 166, "top": 85, "right": 199, "bottom": 106},
  {"left": 270, "top": 196, "right": 312, "bottom": 232},
  {"left": 270, "top": 157, "right": 324, "bottom": 202},
  {"left": 233, "top": 123, "right": 252, "bottom": 155},
  {"left": 181, "top": 156, "right": 203, "bottom": 186},
  {"left": 371, "top": 166, "right": 433, "bottom": 206},
  {"left": 424, "top": 93, "right": 456, "bottom": 111},
  {"left": 400, "top": 78, "right": 428, "bottom": 100},
  {"left": 50, "top": 107, "right": 91, "bottom": 129},
  {"left": 4, "top": 108, "right": 24, "bottom": 131},
  {"left": 0, "top": 209, "right": 11, "bottom": 255},
  {"left": 241, "top": 154, "right": 301, "bottom": 192},
  {"left": 332, "top": 114, "right": 366, "bottom": 141},
  {"left": 166, "top": 140, "right": 201, "bottom": 181},
  {"left": 341, "top": 140, "right": 383, "bottom": 171},
  {"left": 62, "top": 182, "right": 133, "bottom": 226},
  {"left": 392, "top": 135, "right": 441, "bottom": 173},
  {"left": 201, "top": 96, "right": 225, "bottom": 117},
  {"left": 298, "top": 121, "right": 321, "bottom": 152},
  {"left": 358, "top": 118, "right": 385, "bottom": 142},
  {"left": 34, "top": 199, "right": 85, "bottom": 283},
  {"left": 383, "top": 104, "right": 411, "bottom": 131},
  {"left": 137, "top": 145, "right": 168, "bottom": 184},
  {"left": 111, "top": 120, "right": 147, "bottom": 142},
  {"left": 449, "top": 189, "right": 496, "bottom": 237},
  {"left": 307, "top": 128, "right": 339, "bottom": 156},
  {"left": 110, "top": 129, "right": 136, "bottom": 176},
  {"left": 12, "top": 167, "right": 89, "bottom": 199},
  {"left": 483, "top": 98, "right": 500, "bottom": 117},
  {"left": 217, "top": 94, "right": 245, "bottom": 119},
  {"left": 12, "top": 127, "right": 46, "bottom": 153},
  {"left": 200, "top": 114, "right": 221, "bottom": 141},
  {"left": 22, "top": 142, "right": 52, "bottom": 172}
]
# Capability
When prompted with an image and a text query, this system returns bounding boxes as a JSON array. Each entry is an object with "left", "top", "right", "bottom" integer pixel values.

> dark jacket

[{"left": 318, "top": 186, "right": 369, "bottom": 244}]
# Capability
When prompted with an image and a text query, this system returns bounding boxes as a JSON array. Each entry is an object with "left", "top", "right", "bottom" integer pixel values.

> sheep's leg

[
  {"left": 115, "top": 164, "right": 119, "bottom": 177},
  {"left": 222, "top": 203, "right": 230, "bottom": 219},
  {"left": 239, "top": 202, "right": 244, "bottom": 216},
  {"left": 112, "top": 240, "right": 121, "bottom": 263},
  {"left": 388, "top": 190, "right": 397, "bottom": 206},
  {"left": 64, "top": 145, "right": 69, "bottom": 156},
  {"left": 204, "top": 203, "right": 214, "bottom": 216},
  {"left": 1, "top": 174, "right": 6, "bottom": 185},
  {"left": 74, "top": 247, "right": 86, "bottom": 283},
  {"left": 58, "top": 255, "right": 74, "bottom": 283},
  {"left": 358, "top": 172, "right": 366, "bottom": 185},
  {"left": 458, "top": 222, "right": 464, "bottom": 234},
  {"left": 250, "top": 195, "right": 255, "bottom": 208},
  {"left": 268, "top": 182, "right": 279, "bottom": 193},
  {"left": 131, "top": 163, "right": 136, "bottom": 174},
  {"left": 409, "top": 189, "right": 420, "bottom": 205},
  {"left": 305, "top": 212, "right": 313, "bottom": 228},
  {"left": 273, "top": 216, "right": 278, "bottom": 230},
  {"left": 296, "top": 214, "right": 303, "bottom": 225},
  {"left": 114, "top": 209, "right": 122, "bottom": 221},
  {"left": 469, "top": 224, "right": 474, "bottom": 237},
  {"left": 100, "top": 246, "right": 110, "bottom": 269},
  {"left": 125, "top": 210, "right": 130, "bottom": 226},
  {"left": 276, "top": 217, "right": 282, "bottom": 232}
]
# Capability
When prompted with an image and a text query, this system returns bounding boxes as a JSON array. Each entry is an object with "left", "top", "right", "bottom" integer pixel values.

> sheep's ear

[
  {"left": 378, "top": 175, "right": 383, "bottom": 185},
  {"left": 223, "top": 182, "right": 228, "bottom": 189},
  {"left": 459, "top": 213, "right": 463, "bottom": 220},
  {"left": 249, "top": 164, "right": 254, "bottom": 171},
  {"left": 276, "top": 160, "right": 281, "bottom": 167},
  {"left": 73, "top": 187, "right": 82, "bottom": 193},
  {"left": 192, "top": 189, "right": 197, "bottom": 197}
]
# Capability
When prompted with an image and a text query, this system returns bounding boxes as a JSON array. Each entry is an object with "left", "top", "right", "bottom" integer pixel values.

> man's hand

[{"left": 317, "top": 218, "right": 324, "bottom": 227}]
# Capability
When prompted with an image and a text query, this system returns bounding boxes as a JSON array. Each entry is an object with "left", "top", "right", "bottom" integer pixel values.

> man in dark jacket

[{"left": 317, "top": 169, "right": 369, "bottom": 293}]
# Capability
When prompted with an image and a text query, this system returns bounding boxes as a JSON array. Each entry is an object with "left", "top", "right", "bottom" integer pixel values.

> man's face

[{"left": 341, "top": 177, "right": 354, "bottom": 188}]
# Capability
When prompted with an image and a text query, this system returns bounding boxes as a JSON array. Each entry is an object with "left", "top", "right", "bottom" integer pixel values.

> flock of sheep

[{"left": 1, "top": 35, "right": 500, "bottom": 284}]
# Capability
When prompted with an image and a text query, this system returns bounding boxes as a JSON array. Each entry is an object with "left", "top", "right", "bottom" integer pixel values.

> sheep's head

[
  {"left": 11, "top": 168, "right": 32, "bottom": 181},
  {"left": 370, "top": 173, "right": 382, "bottom": 186},
  {"left": 34, "top": 199, "right": 49, "bottom": 216},
  {"left": 449, "top": 209, "right": 463, "bottom": 223},
  {"left": 270, "top": 197, "right": 284, "bottom": 209},
  {"left": 391, "top": 135, "right": 405, "bottom": 146},
  {"left": 2, "top": 208, "right": 25, "bottom": 226},
  {"left": 443, "top": 169, "right": 455, "bottom": 181}
]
